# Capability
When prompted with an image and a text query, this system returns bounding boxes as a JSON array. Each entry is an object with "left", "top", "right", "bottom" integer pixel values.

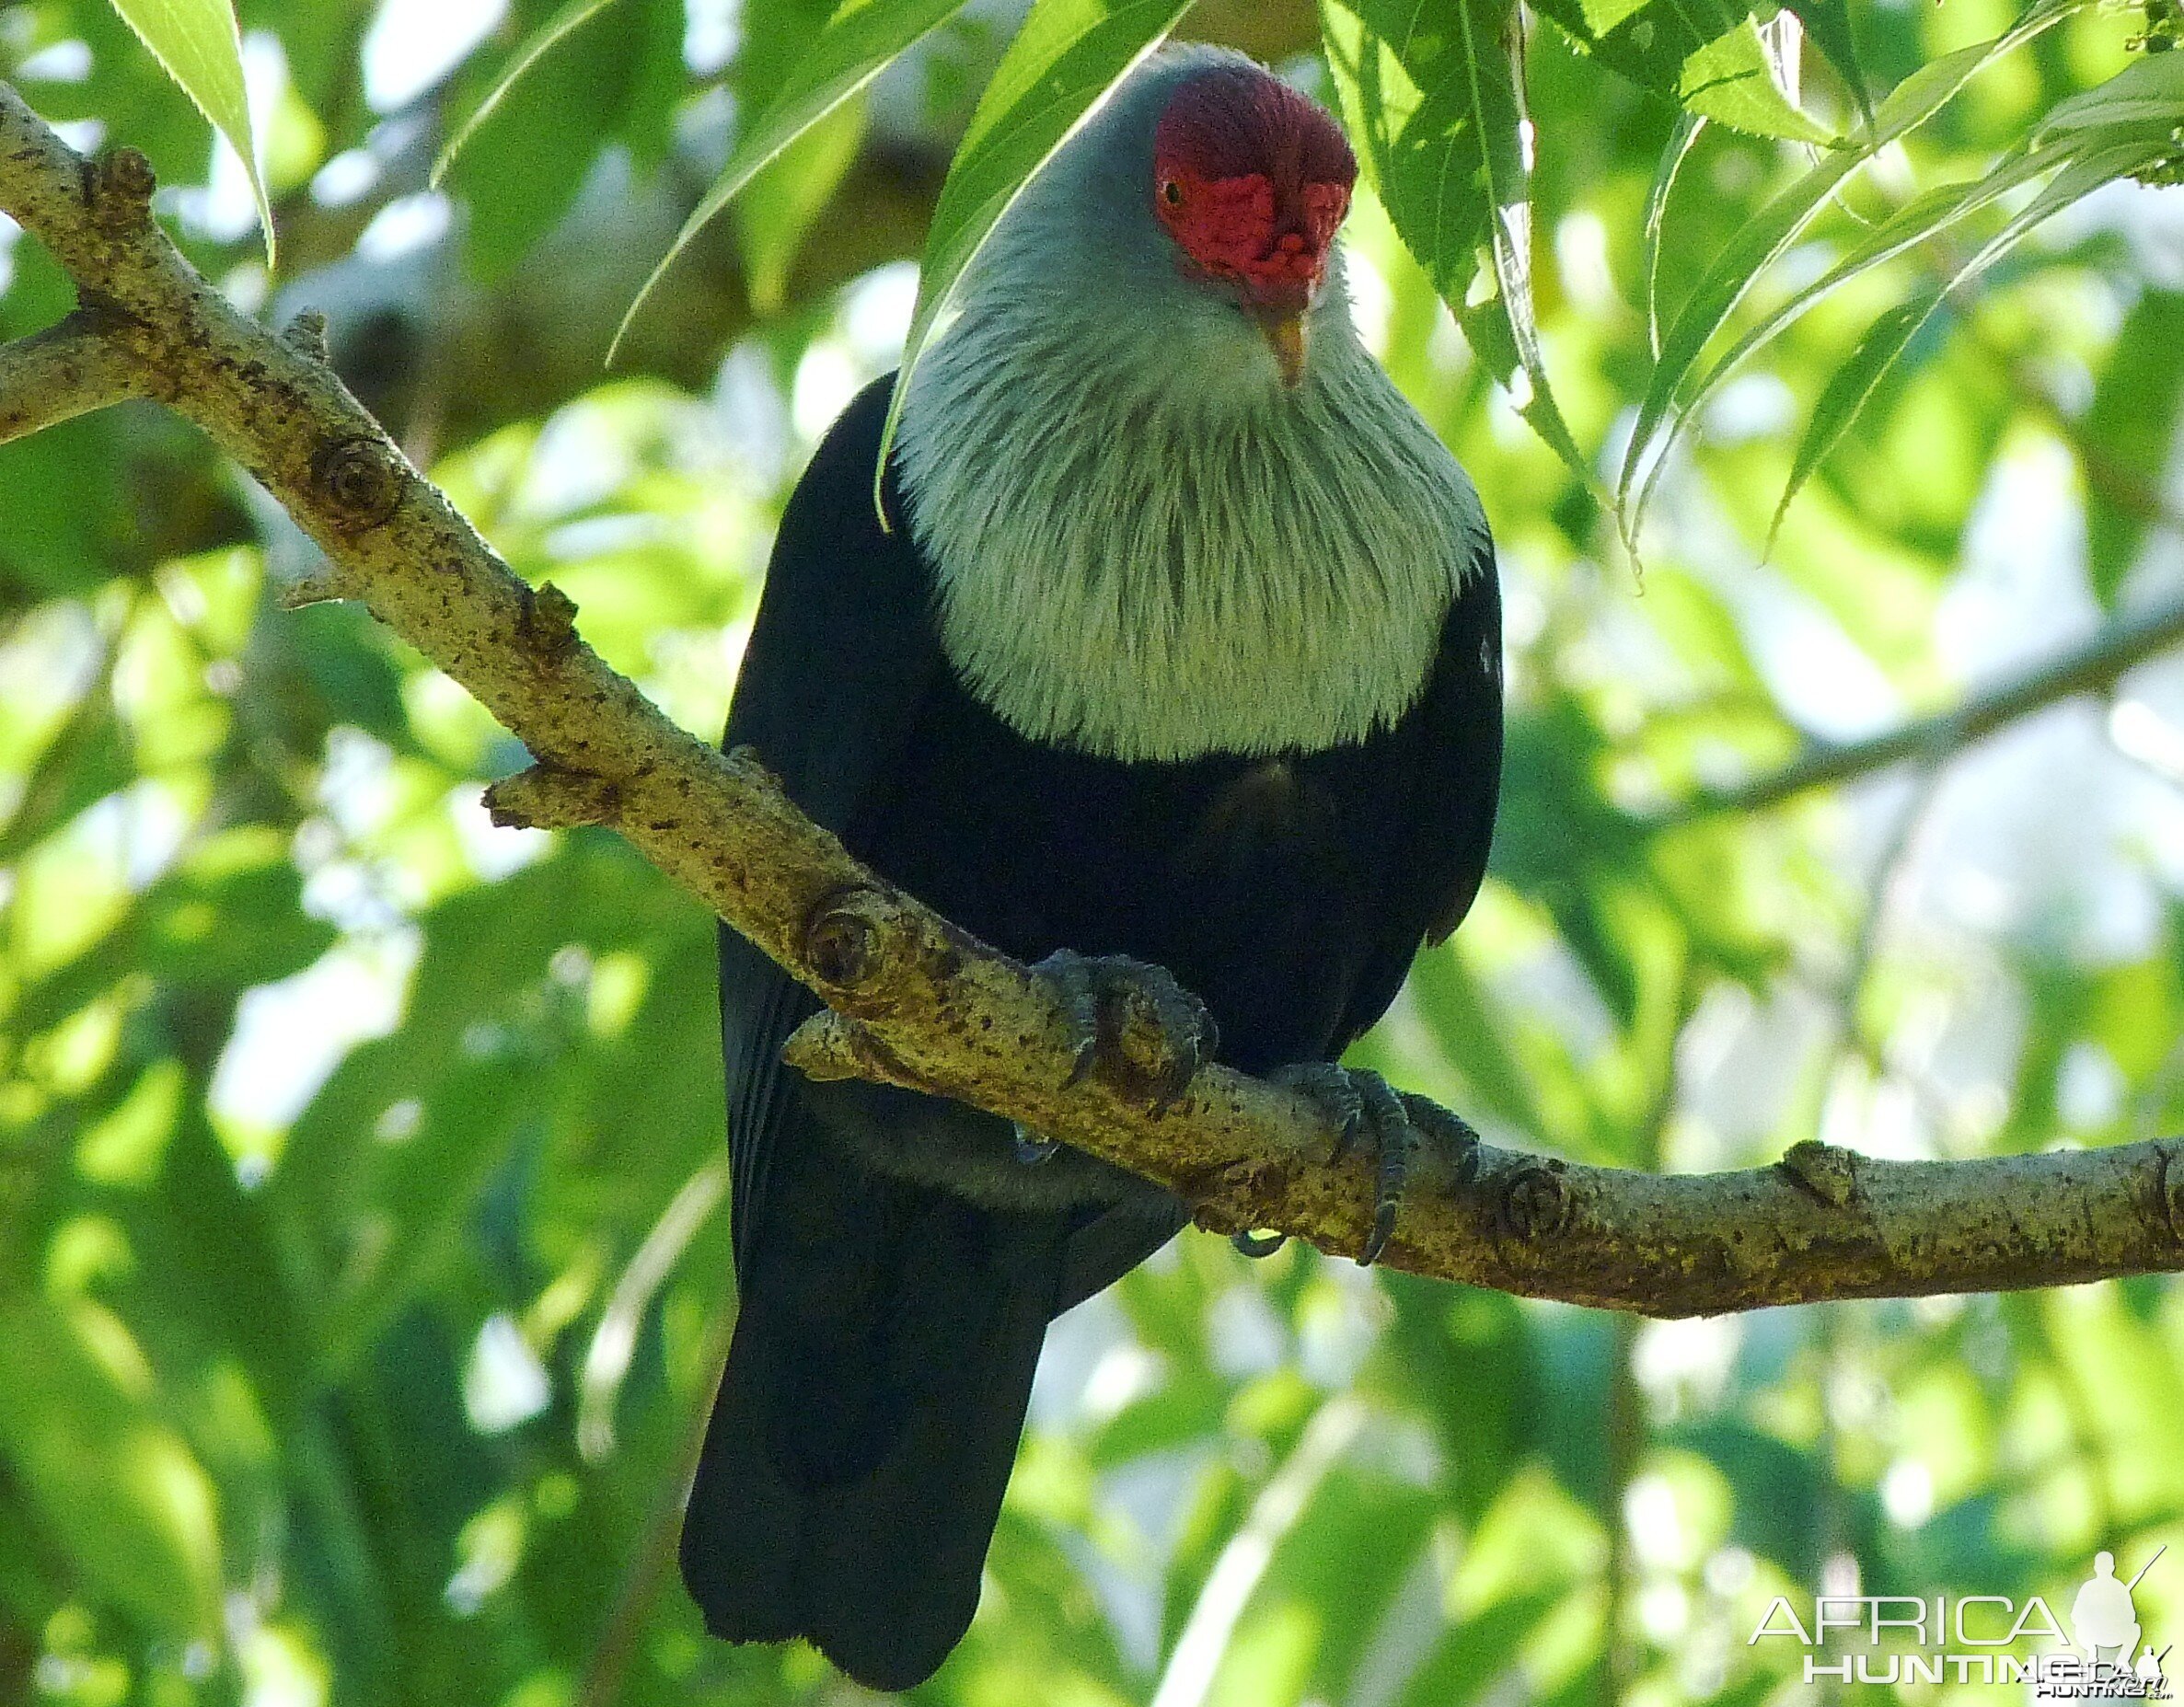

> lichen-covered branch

[
  {"left": 0, "top": 306, "right": 148, "bottom": 443},
  {"left": 6, "top": 76, "right": 2183, "bottom": 1315}
]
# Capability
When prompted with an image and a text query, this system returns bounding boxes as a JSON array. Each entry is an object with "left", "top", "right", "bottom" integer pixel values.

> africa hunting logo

[{"left": 1747, "top": 1546, "right": 2171, "bottom": 1697}]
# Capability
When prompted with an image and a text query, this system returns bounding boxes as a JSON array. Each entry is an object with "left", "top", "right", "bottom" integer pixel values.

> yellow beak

[{"left": 1255, "top": 308, "right": 1308, "bottom": 387}]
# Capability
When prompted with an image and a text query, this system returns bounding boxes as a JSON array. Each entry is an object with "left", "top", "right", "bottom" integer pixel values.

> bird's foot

[
  {"left": 1270, "top": 1064, "right": 1481, "bottom": 1266},
  {"left": 1034, "top": 950, "right": 1216, "bottom": 1113},
  {"left": 1011, "top": 1123, "right": 1059, "bottom": 1166}
]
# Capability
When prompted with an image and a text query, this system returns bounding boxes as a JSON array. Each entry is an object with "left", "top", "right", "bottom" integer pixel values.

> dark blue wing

[
  {"left": 1334, "top": 531, "right": 1503, "bottom": 1053},
  {"left": 718, "top": 375, "right": 941, "bottom": 1277}
]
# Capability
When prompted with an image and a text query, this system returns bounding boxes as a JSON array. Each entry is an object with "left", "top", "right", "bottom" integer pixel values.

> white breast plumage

[{"left": 892, "top": 46, "right": 1489, "bottom": 765}]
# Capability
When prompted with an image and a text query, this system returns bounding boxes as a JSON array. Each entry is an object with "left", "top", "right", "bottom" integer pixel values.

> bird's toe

[
  {"left": 1034, "top": 950, "right": 1215, "bottom": 1112},
  {"left": 1268, "top": 1066, "right": 1480, "bottom": 1265}
]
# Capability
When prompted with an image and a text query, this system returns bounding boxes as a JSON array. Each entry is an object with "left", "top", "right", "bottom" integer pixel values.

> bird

[{"left": 680, "top": 42, "right": 1503, "bottom": 1692}]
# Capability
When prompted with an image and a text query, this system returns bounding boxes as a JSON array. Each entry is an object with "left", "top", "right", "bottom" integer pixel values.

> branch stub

[
  {"left": 282, "top": 308, "right": 330, "bottom": 364},
  {"left": 277, "top": 567, "right": 358, "bottom": 610},
  {"left": 482, "top": 765, "right": 619, "bottom": 829},
  {"left": 519, "top": 581, "right": 581, "bottom": 660},
  {"left": 1780, "top": 1139, "right": 1861, "bottom": 1208}
]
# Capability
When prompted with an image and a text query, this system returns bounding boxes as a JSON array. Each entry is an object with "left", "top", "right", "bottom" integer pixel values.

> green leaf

[
  {"left": 0, "top": 1297, "right": 224, "bottom": 1639},
  {"left": 726, "top": 0, "right": 874, "bottom": 311},
  {"left": 1400, "top": 1583, "right": 1569, "bottom": 1705},
  {"left": 444, "top": 0, "right": 661, "bottom": 282},
  {"left": 1643, "top": 110, "right": 1705, "bottom": 358},
  {"left": 1677, "top": 15, "right": 1835, "bottom": 142},
  {"left": 2040, "top": 45, "right": 2184, "bottom": 136},
  {"left": 734, "top": 96, "right": 871, "bottom": 316},
  {"left": 1323, "top": 0, "right": 1596, "bottom": 487},
  {"left": 872, "top": 0, "right": 1193, "bottom": 502},
  {"left": 1781, "top": 0, "right": 1867, "bottom": 115},
  {"left": 136, "top": 826, "right": 336, "bottom": 989},
  {"left": 1529, "top": 0, "right": 1834, "bottom": 142},
  {"left": 1651, "top": 139, "right": 2072, "bottom": 490},
  {"left": 1620, "top": 0, "right": 2098, "bottom": 536},
  {"left": 0, "top": 416, "right": 131, "bottom": 598},
  {"left": 432, "top": 0, "right": 629, "bottom": 185},
  {"left": 609, "top": 0, "right": 973, "bottom": 362},
  {"left": 106, "top": 0, "right": 273, "bottom": 264},
  {"left": 2082, "top": 289, "right": 2184, "bottom": 605},
  {"left": 1769, "top": 133, "right": 2175, "bottom": 542}
]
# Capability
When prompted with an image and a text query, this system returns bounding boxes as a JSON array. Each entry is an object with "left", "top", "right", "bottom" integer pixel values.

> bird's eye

[{"left": 1161, "top": 179, "right": 1184, "bottom": 206}]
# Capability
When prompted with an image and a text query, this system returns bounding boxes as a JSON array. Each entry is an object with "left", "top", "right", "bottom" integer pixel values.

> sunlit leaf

[
  {"left": 1643, "top": 110, "right": 1704, "bottom": 358},
  {"left": 0, "top": 1298, "right": 224, "bottom": 1639},
  {"left": 433, "top": 0, "right": 629, "bottom": 184},
  {"left": 1769, "top": 133, "right": 2174, "bottom": 541},
  {"left": 1781, "top": 0, "right": 1867, "bottom": 116},
  {"left": 138, "top": 826, "right": 335, "bottom": 989},
  {"left": 610, "top": 0, "right": 973, "bottom": 362},
  {"left": 1676, "top": 15, "right": 1834, "bottom": 142},
  {"left": 2039, "top": 44, "right": 2184, "bottom": 136},
  {"left": 1650, "top": 140, "right": 2076, "bottom": 490},
  {"left": 105, "top": 0, "right": 273, "bottom": 262},
  {"left": 1528, "top": 0, "right": 1834, "bottom": 142},
  {"left": 2081, "top": 288, "right": 2184, "bottom": 605},
  {"left": 442, "top": 0, "right": 679, "bottom": 281},
  {"left": 733, "top": 97, "right": 870, "bottom": 315},
  {"left": 1621, "top": 0, "right": 2098, "bottom": 536},
  {"left": 1323, "top": 0, "right": 1595, "bottom": 485}
]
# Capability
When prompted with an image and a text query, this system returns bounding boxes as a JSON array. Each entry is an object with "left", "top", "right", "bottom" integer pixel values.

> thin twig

[{"left": 1654, "top": 588, "right": 2184, "bottom": 824}]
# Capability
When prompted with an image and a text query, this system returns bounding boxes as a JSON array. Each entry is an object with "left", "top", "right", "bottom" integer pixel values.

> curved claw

[
  {"left": 1270, "top": 1064, "right": 1476, "bottom": 1267},
  {"left": 1138, "top": 975, "right": 1217, "bottom": 1112},
  {"left": 1270, "top": 1061, "right": 1365, "bottom": 1151},
  {"left": 1231, "top": 1228, "right": 1288, "bottom": 1258},
  {"left": 1034, "top": 950, "right": 1216, "bottom": 1111},
  {"left": 1350, "top": 1069, "right": 1411, "bottom": 1267},
  {"left": 1043, "top": 960, "right": 1104, "bottom": 1088}
]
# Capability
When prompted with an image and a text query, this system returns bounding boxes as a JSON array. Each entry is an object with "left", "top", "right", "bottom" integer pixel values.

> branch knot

[
  {"left": 518, "top": 581, "right": 581, "bottom": 661},
  {"left": 1498, "top": 1162, "right": 1570, "bottom": 1240},
  {"left": 312, "top": 434, "right": 406, "bottom": 529},
  {"left": 282, "top": 309, "right": 330, "bottom": 364},
  {"left": 804, "top": 887, "right": 888, "bottom": 990}
]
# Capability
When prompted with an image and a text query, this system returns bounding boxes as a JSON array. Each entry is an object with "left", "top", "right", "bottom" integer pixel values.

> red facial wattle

[
  {"left": 1148, "top": 65, "right": 1358, "bottom": 383},
  {"left": 1152, "top": 169, "right": 1351, "bottom": 307}
]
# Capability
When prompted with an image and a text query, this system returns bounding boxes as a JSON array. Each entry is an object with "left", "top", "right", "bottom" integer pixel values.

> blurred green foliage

[{"left": 6, "top": 0, "right": 2184, "bottom": 1703}]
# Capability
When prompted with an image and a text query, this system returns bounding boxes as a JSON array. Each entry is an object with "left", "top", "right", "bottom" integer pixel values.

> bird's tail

[{"left": 679, "top": 1156, "right": 1067, "bottom": 1693}]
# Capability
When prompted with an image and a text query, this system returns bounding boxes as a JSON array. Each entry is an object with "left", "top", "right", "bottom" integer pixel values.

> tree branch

[
  {"left": 1654, "top": 586, "right": 2184, "bottom": 825},
  {"left": 6, "top": 77, "right": 2183, "bottom": 1314},
  {"left": 0, "top": 306, "right": 151, "bottom": 442}
]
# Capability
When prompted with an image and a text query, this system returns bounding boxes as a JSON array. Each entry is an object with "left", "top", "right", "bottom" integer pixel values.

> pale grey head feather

[{"left": 895, "top": 45, "right": 1490, "bottom": 763}]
